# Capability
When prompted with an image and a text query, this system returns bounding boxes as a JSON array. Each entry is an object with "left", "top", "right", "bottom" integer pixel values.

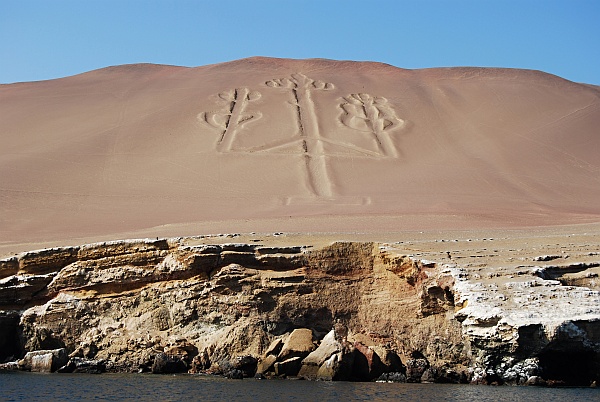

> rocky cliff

[{"left": 1, "top": 235, "right": 599, "bottom": 385}]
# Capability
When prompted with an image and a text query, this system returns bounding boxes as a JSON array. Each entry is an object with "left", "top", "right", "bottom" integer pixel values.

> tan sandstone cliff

[{"left": 1, "top": 234, "right": 599, "bottom": 385}]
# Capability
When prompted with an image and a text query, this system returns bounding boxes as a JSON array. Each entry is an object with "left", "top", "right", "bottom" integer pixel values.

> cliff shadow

[
  {"left": 0, "top": 313, "right": 22, "bottom": 362},
  {"left": 536, "top": 320, "right": 600, "bottom": 386}
]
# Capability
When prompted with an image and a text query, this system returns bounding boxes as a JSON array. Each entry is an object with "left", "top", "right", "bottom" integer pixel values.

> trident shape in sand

[
  {"left": 200, "top": 76, "right": 404, "bottom": 199},
  {"left": 265, "top": 73, "right": 335, "bottom": 197}
]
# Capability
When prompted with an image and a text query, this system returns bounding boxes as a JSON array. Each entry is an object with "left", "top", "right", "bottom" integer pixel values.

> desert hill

[
  {"left": 1, "top": 57, "right": 599, "bottom": 248},
  {"left": 2, "top": 58, "right": 600, "bottom": 385}
]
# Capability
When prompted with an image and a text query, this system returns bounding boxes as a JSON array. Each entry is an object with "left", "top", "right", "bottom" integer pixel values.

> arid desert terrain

[{"left": 1, "top": 57, "right": 599, "bottom": 385}]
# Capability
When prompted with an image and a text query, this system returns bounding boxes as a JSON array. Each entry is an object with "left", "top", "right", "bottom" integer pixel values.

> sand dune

[{"left": 1, "top": 57, "right": 599, "bottom": 247}]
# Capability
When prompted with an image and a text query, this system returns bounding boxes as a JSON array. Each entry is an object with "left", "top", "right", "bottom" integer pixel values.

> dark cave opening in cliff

[
  {"left": 0, "top": 315, "right": 21, "bottom": 362},
  {"left": 538, "top": 349, "right": 598, "bottom": 386}
]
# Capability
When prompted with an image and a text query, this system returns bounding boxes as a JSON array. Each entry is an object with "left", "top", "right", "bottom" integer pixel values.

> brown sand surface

[{"left": 1, "top": 57, "right": 599, "bottom": 255}]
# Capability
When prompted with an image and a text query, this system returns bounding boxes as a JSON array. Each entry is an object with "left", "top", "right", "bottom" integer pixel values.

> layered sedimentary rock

[{"left": 1, "top": 235, "right": 599, "bottom": 385}]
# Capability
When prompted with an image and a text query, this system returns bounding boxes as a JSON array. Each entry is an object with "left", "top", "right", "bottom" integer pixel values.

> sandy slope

[{"left": 1, "top": 57, "right": 599, "bottom": 251}]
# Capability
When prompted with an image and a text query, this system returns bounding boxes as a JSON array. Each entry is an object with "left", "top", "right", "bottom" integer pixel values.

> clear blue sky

[{"left": 1, "top": 0, "right": 599, "bottom": 84}]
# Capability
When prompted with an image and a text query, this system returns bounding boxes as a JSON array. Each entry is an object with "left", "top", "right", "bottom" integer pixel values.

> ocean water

[{"left": 0, "top": 372, "right": 597, "bottom": 402}]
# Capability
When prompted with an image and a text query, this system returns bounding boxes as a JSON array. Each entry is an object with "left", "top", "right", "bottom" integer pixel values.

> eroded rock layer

[{"left": 1, "top": 236, "right": 599, "bottom": 385}]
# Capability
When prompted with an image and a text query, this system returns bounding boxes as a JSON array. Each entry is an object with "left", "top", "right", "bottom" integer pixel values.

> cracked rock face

[
  {"left": 451, "top": 259, "right": 600, "bottom": 385},
  {"left": 1, "top": 235, "right": 599, "bottom": 385}
]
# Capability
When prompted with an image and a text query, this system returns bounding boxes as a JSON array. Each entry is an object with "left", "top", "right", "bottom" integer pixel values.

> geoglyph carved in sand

[
  {"left": 265, "top": 73, "right": 335, "bottom": 197},
  {"left": 199, "top": 88, "right": 262, "bottom": 152},
  {"left": 200, "top": 75, "right": 405, "bottom": 197},
  {"left": 339, "top": 93, "right": 405, "bottom": 158}
]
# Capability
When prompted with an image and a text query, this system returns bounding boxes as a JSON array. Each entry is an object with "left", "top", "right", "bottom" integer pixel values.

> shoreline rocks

[
  {"left": 18, "top": 349, "right": 69, "bottom": 373},
  {"left": 0, "top": 237, "right": 599, "bottom": 386}
]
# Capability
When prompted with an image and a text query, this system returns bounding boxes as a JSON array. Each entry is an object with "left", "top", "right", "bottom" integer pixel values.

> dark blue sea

[{"left": 0, "top": 372, "right": 597, "bottom": 401}]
